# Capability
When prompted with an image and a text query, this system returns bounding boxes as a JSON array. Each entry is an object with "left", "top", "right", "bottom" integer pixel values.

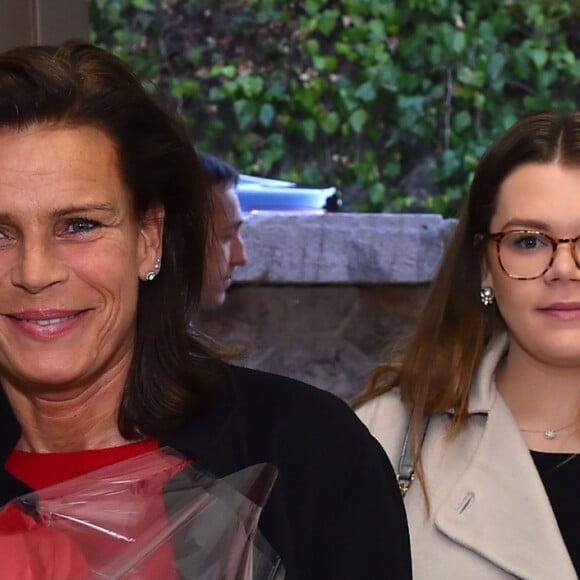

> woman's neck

[
  {"left": 1, "top": 365, "right": 131, "bottom": 453},
  {"left": 496, "top": 346, "right": 580, "bottom": 452}
]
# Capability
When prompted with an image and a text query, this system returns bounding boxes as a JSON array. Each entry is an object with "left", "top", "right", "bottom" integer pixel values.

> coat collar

[
  {"left": 465, "top": 333, "right": 508, "bottom": 414},
  {"left": 434, "top": 335, "right": 577, "bottom": 579}
]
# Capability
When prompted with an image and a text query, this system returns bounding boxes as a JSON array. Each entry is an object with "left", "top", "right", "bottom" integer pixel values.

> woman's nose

[
  {"left": 11, "top": 238, "right": 68, "bottom": 293},
  {"left": 545, "top": 240, "right": 580, "bottom": 280}
]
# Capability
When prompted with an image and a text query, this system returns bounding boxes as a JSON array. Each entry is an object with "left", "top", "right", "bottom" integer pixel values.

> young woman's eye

[
  {"left": 66, "top": 218, "right": 102, "bottom": 234},
  {"left": 511, "top": 234, "right": 547, "bottom": 250}
]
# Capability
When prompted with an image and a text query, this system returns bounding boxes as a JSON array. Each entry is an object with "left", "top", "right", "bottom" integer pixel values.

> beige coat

[{"left": 357, "top": 335, "right": 577, "bottom": 580}]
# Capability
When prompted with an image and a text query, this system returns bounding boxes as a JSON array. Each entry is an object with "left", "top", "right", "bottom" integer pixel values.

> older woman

[
  {"left": 356, "top": 111, "right": 580, "bottom": 579},
  {"left": 0, "top": 41, "right": 410, "bottom": 578}
]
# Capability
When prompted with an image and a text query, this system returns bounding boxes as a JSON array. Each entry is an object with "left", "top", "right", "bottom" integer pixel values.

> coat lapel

[{"left": 434, "top": 395, "right": 576, "bottom": 579}]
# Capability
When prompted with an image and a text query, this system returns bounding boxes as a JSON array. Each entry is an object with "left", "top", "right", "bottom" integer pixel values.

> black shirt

[
  {"left": 0, "top": 364, "right": 412, "bottom": 580},
  {"left": 531, "top": 451, "right": 580, "bottom": 577}
]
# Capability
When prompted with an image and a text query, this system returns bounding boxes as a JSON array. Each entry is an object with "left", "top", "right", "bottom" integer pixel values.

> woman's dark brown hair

[
  {"left": 0, "top": 40, "right": 221, "bottom": 438},
  {"left": 355, "top": 110, "right": 580, "bottom": 495}
]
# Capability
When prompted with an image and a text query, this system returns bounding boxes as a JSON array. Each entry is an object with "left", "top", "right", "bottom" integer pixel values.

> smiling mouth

[
  {"left": 6, "top": 310, "right": 88, "bottom": 327},
  {"left": 3, "top": 310, "right": 90, "bottom": 340},
  {"left": 20, "top": 314, "right": 79, "bottom": 326}
]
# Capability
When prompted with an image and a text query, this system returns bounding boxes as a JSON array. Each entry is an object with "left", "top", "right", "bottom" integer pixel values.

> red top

[
  {"left": 5, "top": 439, "right": 160, "bottom": 489},
  {"left": 3, "top": 439, "right": 181, "bottom": 579}
]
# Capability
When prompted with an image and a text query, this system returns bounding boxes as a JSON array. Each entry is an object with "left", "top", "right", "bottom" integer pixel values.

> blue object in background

[{"left": 237, "top": 174, "right": 338, "bottom": 212}]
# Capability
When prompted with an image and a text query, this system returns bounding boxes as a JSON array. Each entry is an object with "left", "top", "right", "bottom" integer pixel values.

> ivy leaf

[
  {"left": 208, "top": 86, "right": 225, "bottom": 101},
  {"left": 368, "top": 18, "right": 385, "bottom": 39},
  {"left": 316, "top": 9, "right": 340, "bottom": 37},
  {"left": 368, "top": 182, "right": 386, "bottom": 205},
  {"left": 305, "top": 39, "right": 320, "bottom": 56},
  {"left": 571, "top": 59, "right": 580, "bottom": 78},
  {"left": 473, "top": 92, "right": 486, "bottom": 109},
  {"left": 221, "top": 65, "right": 237, "bottom": 79},
  {"left": 313, "top": 55, "right": 337, "bottom": 72},
  {"left": 304, "top": 0, "right": 319, "bottom": 16},
  {"left": 259, "top": 104, "right": 276, "bottom": 127},
  {"left": 320, "top": 112, "right": 340, "bottom": 134},
  {"left": 452, "top": 111, "right": 472, "bottom": 132},
  {"left": 354, "top": 82, "right": 376, "bottom": 102},
  {"left": 233, "top": 100, "right": 257, "bottom": 130},
  {"left": 132, "top": 0, "right": 156, "bottom": 10},
  {"left": 451, "top": 31, "right": 466, "bottom": 54},
  {"left": 349, "top": 109, "right": 368, "bottom": 133},
  {"left": 488, "top": 53, "right": 506, "bottom": 79},
  {"left": 238, "top": 75, "right": 264, "bottom": 97},
  {"left": 301, "top": 118, "right": 316, "bottom": 142},
  {"left": 530, "top": 48, "right": 548, "bottom": 70}
]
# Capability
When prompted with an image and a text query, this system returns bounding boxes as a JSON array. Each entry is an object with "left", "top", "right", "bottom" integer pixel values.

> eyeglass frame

[{"left": 483, "top": 229, "right": 580, "bottom": 280}]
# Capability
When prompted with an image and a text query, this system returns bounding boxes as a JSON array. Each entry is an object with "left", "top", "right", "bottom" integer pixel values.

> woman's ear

[
  {"left": 138, "top": 203, "right": 165, "bottom": 275},
  {"left": 480, "top": 250, "right": 493, "bottom": 289},
  {"left": 475, "top": 233, "right": 493, "bottom": 288},
  {"left": 481, "top": 258, "right": 493, "bottom": 288}
]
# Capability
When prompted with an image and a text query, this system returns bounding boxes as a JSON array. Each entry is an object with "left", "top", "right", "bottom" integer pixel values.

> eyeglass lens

[{"left": 498, "top": 231, "right": 580, "bottom": 278}]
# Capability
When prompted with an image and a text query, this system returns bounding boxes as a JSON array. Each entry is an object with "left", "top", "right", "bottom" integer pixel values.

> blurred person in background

[{"left": 198, "top": 152, "right": 247, "bottom": 310}]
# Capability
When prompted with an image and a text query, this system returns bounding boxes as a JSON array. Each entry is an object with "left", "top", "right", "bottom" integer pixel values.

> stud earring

[
  {"left": 480, "top": 286, "right": 495, "bottom": 306},
  {"left": 142, "top": 256, "right": 162, "bottom": 281}
]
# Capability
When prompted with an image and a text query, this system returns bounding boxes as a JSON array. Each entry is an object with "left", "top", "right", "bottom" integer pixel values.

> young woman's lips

[
  {"left": 538, "top": 303, "right": 580, "bottom": 320},
  {"left": 5, "top": 310, "right": 89, "bottom": 340}
]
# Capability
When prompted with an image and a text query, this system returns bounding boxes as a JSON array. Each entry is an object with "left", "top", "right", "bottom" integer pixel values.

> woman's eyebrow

[
  {"left": 52, "top": 203, "right": 117, "bottom": 218},
  {"left": 498, "top": 218, "right": 550, "bottom": 230}
]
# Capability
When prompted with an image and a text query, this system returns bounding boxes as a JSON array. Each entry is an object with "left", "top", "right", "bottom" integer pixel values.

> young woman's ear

[{"left": 475, "top": 233, "right": 493, "bottom": 289}]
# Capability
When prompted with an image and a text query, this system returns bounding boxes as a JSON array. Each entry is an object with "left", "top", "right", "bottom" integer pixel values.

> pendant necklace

[{"left": 520, "top": 420, "right": 577, "bottom": 440}]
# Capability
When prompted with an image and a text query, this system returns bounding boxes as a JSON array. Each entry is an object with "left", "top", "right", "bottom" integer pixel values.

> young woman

[{"left": 356, "top": 111, "right": 579, "bottom": 579}]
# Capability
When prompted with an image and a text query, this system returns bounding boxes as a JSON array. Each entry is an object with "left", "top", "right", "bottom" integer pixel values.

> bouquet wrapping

[{"left": 0, "top": 447, "right": 284, "bottom": 579}]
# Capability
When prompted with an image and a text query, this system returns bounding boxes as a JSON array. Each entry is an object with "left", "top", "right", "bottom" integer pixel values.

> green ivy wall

[{"left": 90, "top": 0, "right": 580, "bottom": 214}]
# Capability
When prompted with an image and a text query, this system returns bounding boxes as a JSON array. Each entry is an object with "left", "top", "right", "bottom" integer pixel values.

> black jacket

[{"left": 0, "top": 365, "right": 411, "bottom": 579}]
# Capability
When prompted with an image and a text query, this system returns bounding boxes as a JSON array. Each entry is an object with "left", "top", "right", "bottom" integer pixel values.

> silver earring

[
  {"left": 480, "top": 286, "right": 495, "bottom": 306},
  {"left": 143, "top": 256, "right": 161, "bottom": 281}
]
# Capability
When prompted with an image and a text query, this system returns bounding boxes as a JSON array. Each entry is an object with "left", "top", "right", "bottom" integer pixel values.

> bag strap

[{"left": 397, "top": 415, "right": 430, "bottom": 497}]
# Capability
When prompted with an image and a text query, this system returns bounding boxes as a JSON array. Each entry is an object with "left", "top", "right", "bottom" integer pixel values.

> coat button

[{"left": 457, "top": 491, "right": 475, "bottom": 514}]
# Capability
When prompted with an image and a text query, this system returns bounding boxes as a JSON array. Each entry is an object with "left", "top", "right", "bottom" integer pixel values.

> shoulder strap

[{"left": 397, "top": 415, "right": 430, "bottom": 497}]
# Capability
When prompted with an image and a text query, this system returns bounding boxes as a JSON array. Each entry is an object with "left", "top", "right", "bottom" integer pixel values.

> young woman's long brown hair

[{"left": 354, "top": 110, "right": 580, "bottom": 497}]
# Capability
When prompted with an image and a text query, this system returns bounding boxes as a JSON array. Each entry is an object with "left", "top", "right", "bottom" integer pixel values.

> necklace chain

[{"left": 520, "top": 420, "right": 577, "bottom": 440}]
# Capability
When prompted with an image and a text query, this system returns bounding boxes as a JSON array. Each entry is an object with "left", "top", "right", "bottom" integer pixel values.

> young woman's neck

[{"left": 496, "top": 346, "right": 580, "bottom": 452}]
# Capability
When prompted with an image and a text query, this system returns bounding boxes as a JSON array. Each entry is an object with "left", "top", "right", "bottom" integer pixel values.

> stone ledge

[{"left": 235, "top": 212, "right": 456, "bottom": 284}]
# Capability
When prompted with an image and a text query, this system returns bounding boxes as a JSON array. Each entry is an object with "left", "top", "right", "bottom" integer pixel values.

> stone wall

[{"left": 198, "top": 213, "right": 455, "bottom": 401}]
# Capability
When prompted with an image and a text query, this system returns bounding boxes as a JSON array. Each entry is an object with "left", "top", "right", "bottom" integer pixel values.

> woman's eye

[
  {"left": 0, "top": 227, "right": 14, "bottom": 244},
  {"left": 65, "top": 218, "right": 102, "bottom": 234},
  {"left": 512, "top": 235, "right": 545, "bottom": 249}
]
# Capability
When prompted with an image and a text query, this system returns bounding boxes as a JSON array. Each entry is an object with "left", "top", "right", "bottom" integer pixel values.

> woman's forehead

[
  {"left": 0, "top": 124, "right": 132, "bottom": 215},
  {"left": 490, "top": 162, "right": 580, "bottom": 232}
]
